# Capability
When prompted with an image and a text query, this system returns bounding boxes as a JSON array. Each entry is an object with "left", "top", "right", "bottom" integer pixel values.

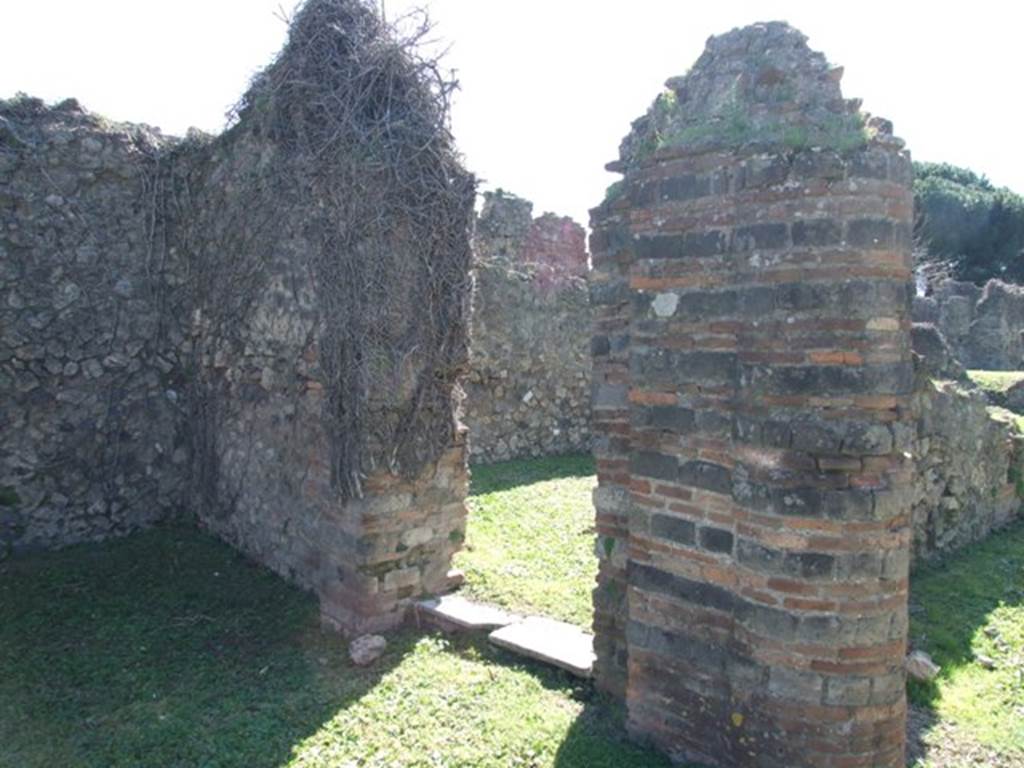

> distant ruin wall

[
  {"left": 910, "top": 324, "right": 1023, "bottom": 560},
  {"left": 913, "top": 278, "right": 1024, "bottom": 370},
  {"left": 465, "top": 191, "right": 591, "bottom": 464},
  {"left": 0, "top": 97, "right": 190, "bottom": 556},
  {"left": 591, "top": 23, "right": 913, "bottom": 767},
  {"left": 0, "top": 0, "right": 475, "bottom": 637}
]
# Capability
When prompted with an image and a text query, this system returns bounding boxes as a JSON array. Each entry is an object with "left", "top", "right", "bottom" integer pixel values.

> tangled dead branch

[{"left": 173, "top": 0, "right": 475, "bottom": 503}]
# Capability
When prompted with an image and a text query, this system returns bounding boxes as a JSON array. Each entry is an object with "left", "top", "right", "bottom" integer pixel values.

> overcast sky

[{"left": 3, "top": 1, "right": 1021, "bottom": 224}]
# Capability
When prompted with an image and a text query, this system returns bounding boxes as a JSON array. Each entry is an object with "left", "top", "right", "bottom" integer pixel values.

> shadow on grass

[
  {"left": 469, "top": 453, "right": 595, "bottom": 496},
  {"left": 0, "top": 524, "right": 409, "bottom": 768},
  {"left": 906, "top": 520, "right": 1024, "bottom": 764},
  {"left": 0, "top": 521, "right": 670, "bottom": 768},
  {"left": 440, "top": 638, "right": 672, "bottom": 768},
  {"left": 552, "top": 699, "right": 678, "bottom": 768}
]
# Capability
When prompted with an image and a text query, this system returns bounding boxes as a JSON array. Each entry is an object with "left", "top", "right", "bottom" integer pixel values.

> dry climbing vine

[{"left": 170, "top": 0, "right": 475, "bottom": 503}]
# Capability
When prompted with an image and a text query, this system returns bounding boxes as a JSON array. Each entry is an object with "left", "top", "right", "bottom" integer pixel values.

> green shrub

[{"left": 915, "top": 162, "right": 1024, "bottom": 284}]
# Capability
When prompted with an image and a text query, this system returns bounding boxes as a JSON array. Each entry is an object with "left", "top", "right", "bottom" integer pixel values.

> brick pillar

[
  {"left": 589, "top": 202, "right": 633, "bottom": 696},
  {"left": 590, "top": 22, "right": 914, "bottom": 767},
  {"left": 319, "top": 439, "right": 470, "bottom": 636}
]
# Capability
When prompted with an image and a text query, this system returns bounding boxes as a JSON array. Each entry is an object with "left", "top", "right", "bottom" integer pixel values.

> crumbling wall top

[{"left": 614, "top": 21, "right": 899, "bottom": 170}]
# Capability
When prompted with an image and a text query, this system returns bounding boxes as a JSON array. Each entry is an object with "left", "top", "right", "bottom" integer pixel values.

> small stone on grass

[
  {"left": 349, "top": 634, "right": 387, "bottom": 666},
  {"left": 907, "top": 649, "right": 941, "bottom": 681}
]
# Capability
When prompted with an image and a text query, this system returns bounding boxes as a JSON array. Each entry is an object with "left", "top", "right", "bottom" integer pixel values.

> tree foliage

[{"left": 914, "top": 161, "right": 1024, "bottom": 284}]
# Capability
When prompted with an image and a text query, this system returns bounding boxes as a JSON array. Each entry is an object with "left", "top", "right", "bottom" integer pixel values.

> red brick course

[{"left": 589, "top": 23, "right": 913, "bottom": 767}]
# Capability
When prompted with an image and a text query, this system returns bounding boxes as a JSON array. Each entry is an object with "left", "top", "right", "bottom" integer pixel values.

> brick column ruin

[{"left": 590, "top": 23, "right": 914, "bottom": 767}]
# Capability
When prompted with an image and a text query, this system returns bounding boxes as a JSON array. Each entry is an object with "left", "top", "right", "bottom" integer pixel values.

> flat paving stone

[
  {"left": 488, "top": 616, "right": 595, "bottom": 678},
  {"left": 415, "top": 595, "right": 521, "bottom": 632}
]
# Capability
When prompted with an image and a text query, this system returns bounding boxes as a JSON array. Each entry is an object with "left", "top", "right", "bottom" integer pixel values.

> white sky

[{"left": 3, "top": 1, "right": 1021, "bottom": 224}]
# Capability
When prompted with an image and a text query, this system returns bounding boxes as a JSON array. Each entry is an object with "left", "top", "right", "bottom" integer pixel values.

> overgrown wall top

[{"left": 0, "top": 0, "right": 477, "bottom": 638}]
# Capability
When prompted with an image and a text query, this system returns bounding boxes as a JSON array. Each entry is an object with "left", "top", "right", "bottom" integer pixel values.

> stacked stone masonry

[
  {"left": 913, "top": 277, "right": 1024, "bottom": 370},
  {"left": 4, "top": 11, "right": 1024, "bottom": 768},
  {"left": 909, "top": 324, "right": 1023, "bottom": 560},
  {"left": 0, "top": 98, "right": 190, "bottom": 556},
  {"left": 591, "top": 23, "right": 914, "bottom": 767},
  {"left": 180, "top": 121, "right": 472, "bottom": 637},
  {"left": 466, "top": 190, "right": 591, "bottom": 464},
  {"left": 0, "top": 0, "right": 474, "bottom": 638}
]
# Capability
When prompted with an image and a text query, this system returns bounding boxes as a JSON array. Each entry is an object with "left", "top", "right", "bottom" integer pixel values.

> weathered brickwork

[
  {"left": 591, "top": 23, "right": 914, "bottom": 767},
  {"left": 466, "top": 191, "right": 591, "bottom": 464},
  {"left": 913, "top": 278, "right": 1024, "bottom": 370}
]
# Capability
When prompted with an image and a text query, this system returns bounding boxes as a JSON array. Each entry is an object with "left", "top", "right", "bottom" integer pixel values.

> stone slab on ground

[
  {"left": 415, "top": 594, "right": 521, "bottom": 632},
  {"left": 488, "top": 616, "right": 595, "bottom": 678}
]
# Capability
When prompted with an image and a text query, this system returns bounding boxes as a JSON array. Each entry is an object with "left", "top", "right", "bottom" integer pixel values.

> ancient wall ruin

[
  {"left": 591, "top": 23, "right": 914, "bottom": 766},
  {"left": 914, "top": 277, "right": 1024, "bottom": 370},
  {"left": 910, "top": 324, "right": 1023, "bottom": 560},
  {"left": 0, "top": 98, "right": 190, "bottom": 556},
  {"left": 465, "top": 191, "right": 591, "bottom": 464},
  {"left": 0, "top": 0, "right": 474, "bottom": 637},
  {"left": 8, "top": 7, "right": 1024, "bottom": 766}
]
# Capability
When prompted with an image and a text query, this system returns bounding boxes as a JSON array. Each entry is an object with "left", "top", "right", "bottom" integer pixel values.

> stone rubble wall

[
  {"left": 0, "top": 97, "right": 190, "bottom": 557},
  {"left": 913, "top": 277, "right": 1024, "bottom": 370},
  {"left": 0, "top": 91, "right": 473, "bottom": 635},
  {"left": 591, "top": 23, "right": 914, "bottom": 767},
  {"left": 465, "top": 191, "right": 591, "bottom": 464},
  {"left": 909, "top": 324, "right": 1023, "bottom": 561},
  {"left": 0, "top": 0, "right": 475, "bottom": 639},
  {"left": 181, "top": 122, "right": 471, "bottom": 636}
]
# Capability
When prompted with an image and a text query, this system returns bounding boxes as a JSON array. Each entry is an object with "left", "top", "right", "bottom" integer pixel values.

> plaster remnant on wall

[{"left": 651, "top": 292, "right": 679, "bottom": 318}]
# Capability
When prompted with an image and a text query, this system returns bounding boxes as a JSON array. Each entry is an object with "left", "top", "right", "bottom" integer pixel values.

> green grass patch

[
  {"left": 909, "top": 521, "right": 1024, "bottom": 758},
  {"left": 458, "top": 455, "right": 597, "bottom": 628},
  {"left": 967, "top": 369, "right": 1024, "bottom": 393},
  {"left": 6, "top": 455, "right": 1022, "bottom": 767},
  {"left": 988, "top": 405, "right": 1024, "bottom": 434},
  {"left": 0, "top": 522, "right": 668, "bottom": 768}
]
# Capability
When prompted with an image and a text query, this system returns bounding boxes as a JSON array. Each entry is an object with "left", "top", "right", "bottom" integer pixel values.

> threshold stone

[
  {"left": 488, "top": 616, "right": 595, "bottom": 678},
  {"left": 416, "top": 594, "right": 521, "bottom": 632}
]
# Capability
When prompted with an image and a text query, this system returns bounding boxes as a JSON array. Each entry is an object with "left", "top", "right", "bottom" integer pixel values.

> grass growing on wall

[{"left": 457, "top": 455, "right": 597, "bottom": 629}]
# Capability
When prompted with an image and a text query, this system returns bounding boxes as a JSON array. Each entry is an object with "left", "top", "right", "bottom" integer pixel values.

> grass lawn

[
  {"left": 456, "top": 455, "right": 597, "bottom": 628},
  {"left": 2, "top": 454, "right": 1022, "bottom": 767},
  {"left": 908, "top": 521, "right": 1024, "bottom": 767},
  {"left": 0, "top": 459, "right": 666, "bottom": 768},
  {"left": 967, "top": 370, "right": 1024, "bottom": 394}
]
